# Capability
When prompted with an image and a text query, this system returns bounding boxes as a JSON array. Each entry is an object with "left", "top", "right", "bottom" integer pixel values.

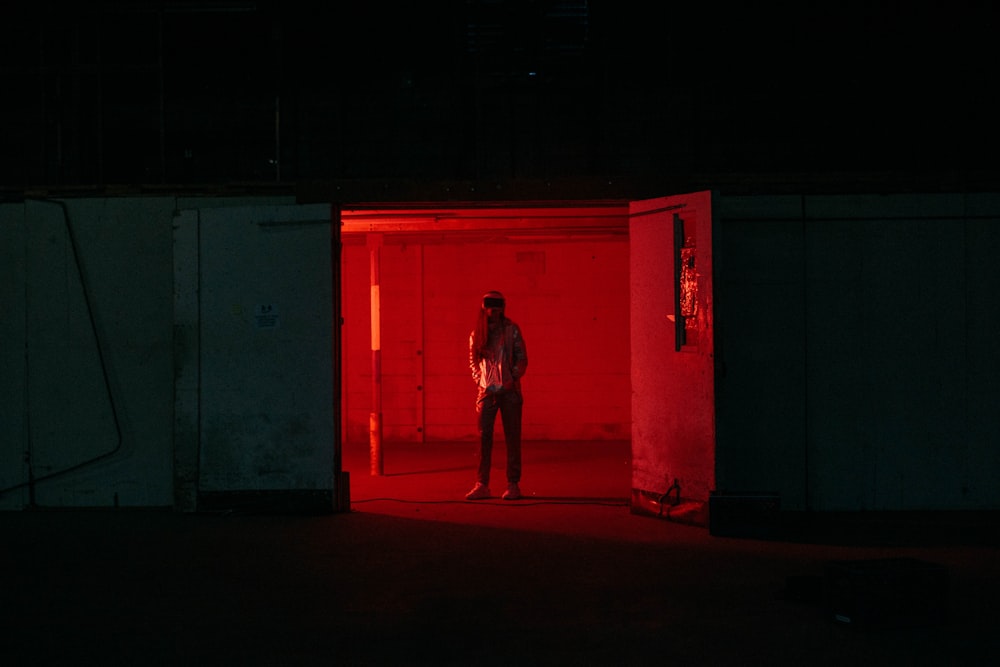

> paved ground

[{"left": 3, "top": 441, "right": 999, "bottom": 666}]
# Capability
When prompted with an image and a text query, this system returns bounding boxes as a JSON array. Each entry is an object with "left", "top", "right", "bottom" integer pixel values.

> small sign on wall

[{"left": 254, "top": 304, "right": 280, "bottom": 329}]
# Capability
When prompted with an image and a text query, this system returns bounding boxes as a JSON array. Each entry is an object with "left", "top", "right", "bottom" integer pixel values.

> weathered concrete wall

[
  {"left": 714, "top": 193, "right": 1000, "bottom": 511},
  {"left": 340, "top": 235, "right": 631, "bottom": 445},
  {"left": 0, "top": 195, "right": 314, "bottom": 510},
  {"left": 5, "top": 191, "right": 1000, "bottom": 513},
  {"left": 2, "top": 197, "right": 184, "bottom": 508},
  {"left": 192, "top": 204, "right": 335, "bottom": 499},
  {"left": 629, "top": 192, "right": 716, "bottom": 508}
]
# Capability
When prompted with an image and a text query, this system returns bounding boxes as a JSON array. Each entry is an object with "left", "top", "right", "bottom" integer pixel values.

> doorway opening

[{"left": 337, "top": 192, "right": 715, "bottom": 525}]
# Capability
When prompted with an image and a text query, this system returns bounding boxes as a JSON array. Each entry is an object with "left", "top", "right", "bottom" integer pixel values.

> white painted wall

[
  {"left": 193, "top": 205, "right": 335, "bottom": 498},
  {"left": 340, "top": 235, "right": 631, "bottom": 445}
]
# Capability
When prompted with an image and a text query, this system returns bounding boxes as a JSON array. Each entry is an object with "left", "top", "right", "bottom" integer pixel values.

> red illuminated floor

[{"left": 343, "top": 440, "right": 637, "bottom": 537}]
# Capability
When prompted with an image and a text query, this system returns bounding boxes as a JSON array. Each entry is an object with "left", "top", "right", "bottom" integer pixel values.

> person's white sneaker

[
  {"left": 465, "top": 483, "right": 491, "bottom": 500},
  {"left": 502, "top": 482, "right": 521, "bottom": 500}
]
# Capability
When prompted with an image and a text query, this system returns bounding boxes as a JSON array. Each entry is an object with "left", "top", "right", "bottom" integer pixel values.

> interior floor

[{"left": 4, "top": 440, "right": 998, "bottom": 666}]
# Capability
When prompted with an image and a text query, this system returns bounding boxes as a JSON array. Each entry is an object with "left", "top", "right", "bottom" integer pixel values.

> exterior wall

[
  {"left": 5, "top": 191, "right": 1000, "bottom": 513},
  {"left": 0, "top": 203, "right": 28, "bottom": 506},
  {"left": 714, "top": 193, "right": 1000, "bottom": 511},
  {"left": 341, "top": 235, "right": 631, "bottom": 446},
  {"left": 0, "top": 195, "right": 299, "bottom": 510},
  {"left": 189, "top": 204, "right": 335, "bottom": 505},
  {"left": 2, "top": 197, "right": 181, "bottom": 508}
]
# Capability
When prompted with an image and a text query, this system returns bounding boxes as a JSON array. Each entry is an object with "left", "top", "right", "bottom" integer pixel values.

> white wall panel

[{"left": 197, "top": 205, "right": 335, "bottom": 499}]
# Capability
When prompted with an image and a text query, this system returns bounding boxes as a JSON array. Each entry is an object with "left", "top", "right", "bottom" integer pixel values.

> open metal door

[
  {"left": 174, "top": 203, "right": 340, "bottom": 513},
  {"left": 629, "top": 191, "right": 715, "bottom": 525}
]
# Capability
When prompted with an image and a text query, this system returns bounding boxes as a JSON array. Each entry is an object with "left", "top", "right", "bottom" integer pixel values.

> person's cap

[{"left": 482, "top": 291, "right": 505, "bottom": 308}]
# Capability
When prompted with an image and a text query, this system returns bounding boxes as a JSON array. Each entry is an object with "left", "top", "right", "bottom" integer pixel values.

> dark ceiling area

[{"left": 3, "top": 1, "right": 998, "bottom": 198}]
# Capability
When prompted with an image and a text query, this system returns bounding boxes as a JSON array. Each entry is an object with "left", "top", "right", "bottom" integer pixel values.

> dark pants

[{"left": 476, "top": 389, "right": 523, "bottom": 486}]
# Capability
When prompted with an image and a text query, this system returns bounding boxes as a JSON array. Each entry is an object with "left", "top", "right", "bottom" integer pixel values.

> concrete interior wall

[
  {"left": 340, "top": 233, "right": 631, "bottom": 445},
  {"left": 629, "top": 192, "right": 716, "bottom": 508}
]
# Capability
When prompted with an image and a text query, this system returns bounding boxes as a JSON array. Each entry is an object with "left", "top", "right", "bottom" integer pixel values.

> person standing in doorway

[{"left": 466, "top": 290, "right": 528, "bottom": 501}]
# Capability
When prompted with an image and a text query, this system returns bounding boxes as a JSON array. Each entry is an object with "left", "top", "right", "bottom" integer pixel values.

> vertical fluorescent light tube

[{"left": 368, "top": 235, "right": 384, "bottom": 475}]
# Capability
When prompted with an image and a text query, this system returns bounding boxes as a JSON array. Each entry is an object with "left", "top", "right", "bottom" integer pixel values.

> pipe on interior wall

[{"left": 368, "top": 233, "right": 384, "bottom": 476}]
